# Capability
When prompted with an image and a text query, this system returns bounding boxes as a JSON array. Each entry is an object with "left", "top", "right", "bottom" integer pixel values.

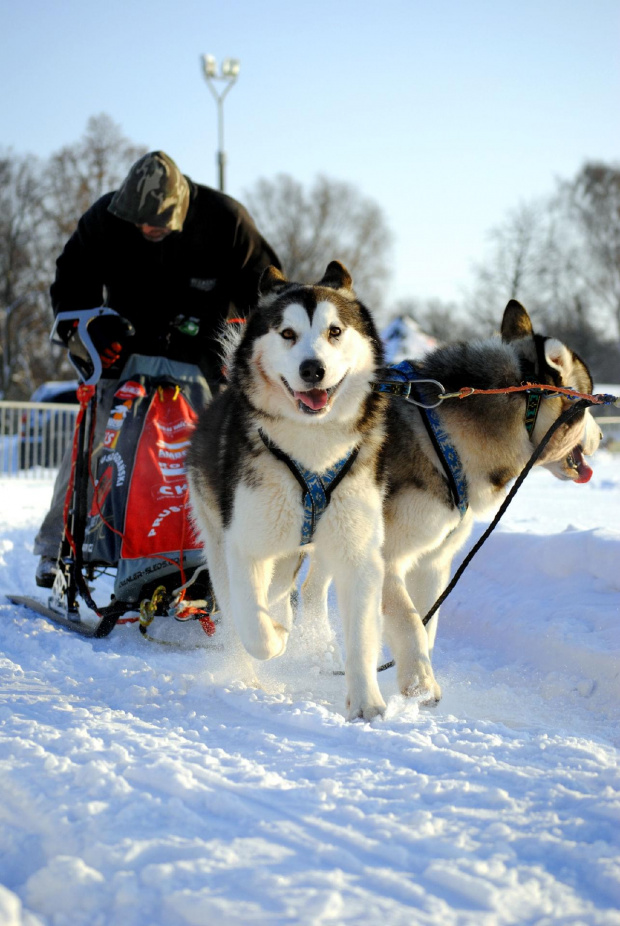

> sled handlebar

[{"left": 51, "top": 308, "right": 135, "bottom": 386}]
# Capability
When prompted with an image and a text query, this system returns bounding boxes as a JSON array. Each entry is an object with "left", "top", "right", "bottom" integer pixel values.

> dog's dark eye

[
  {"left": 328, "top": 326, "right": 342, "bottom": 339},
  {"left": 280, "top": 328, "right": 296, "bottom": 342}
]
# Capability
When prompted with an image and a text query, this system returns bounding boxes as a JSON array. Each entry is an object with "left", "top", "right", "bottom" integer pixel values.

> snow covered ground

[{"left": 1, "top": 451, "right": 619, "bottom": 926}]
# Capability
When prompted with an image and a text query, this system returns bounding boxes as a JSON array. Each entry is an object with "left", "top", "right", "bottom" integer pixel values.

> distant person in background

[{"left": 34, "top": 150, "right": 281, "bottom": 587}]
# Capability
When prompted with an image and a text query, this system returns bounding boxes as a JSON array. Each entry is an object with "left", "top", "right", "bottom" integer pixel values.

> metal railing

[
  {"left": 0, "top": 401, "right": 618, "bottom": 479},
  {"left": 594, "top": 414, "right": 620, "bottom": 451},
  {"left": 0, "top": 400, "right": 79, "bottom": 477}
]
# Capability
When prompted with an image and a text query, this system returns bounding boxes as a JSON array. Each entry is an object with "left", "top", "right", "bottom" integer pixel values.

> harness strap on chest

[
  {"left": 258, "top": 429, "right": 359, "bottom": 545},
  {"left": 375, "top": 361, "right": 469, "bottom": 517},
  {"left": 415, "top": 395, "right": 469, "bottom": 517}
]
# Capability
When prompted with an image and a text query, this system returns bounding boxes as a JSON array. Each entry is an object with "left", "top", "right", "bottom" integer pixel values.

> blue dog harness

[
  {"left": 373, "top": 361, "right": 469, "bottom": 517},
  {"left": 258, "top": 429, "right": 360, "bottom": 545}
]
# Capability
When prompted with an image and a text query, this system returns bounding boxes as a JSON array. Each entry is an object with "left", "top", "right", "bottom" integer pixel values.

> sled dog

[
  {"left": 304, "top": 300, "right": 602, "bottom": 703},
  {"left": 187, "top": 261, "right": 388, "bottom": 720}
]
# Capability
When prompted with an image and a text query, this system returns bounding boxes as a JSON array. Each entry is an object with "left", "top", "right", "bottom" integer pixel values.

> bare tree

[
  {"left": 468, "top": 162, "right": 620, "bottom": 338},
  {"left": 463, "top": 166, "right": 620, "bottom": 382},
  {"left": 558, "top": 162, "right": 620, "bottom": 334},
  {"left": 39, "top": 114, "right": 147, "bottom": 271},
  {"left": 0, "top": 116, "right": 147, "bottom": 397},
  {"left": 244, "top": 174, "right": 392, "bottom": 315},
  {"left": 465, "top": 200, "right": 557, "bottom": 332},
  {"left": 0, "top": 152, "right": 53, "bottom": 396}
]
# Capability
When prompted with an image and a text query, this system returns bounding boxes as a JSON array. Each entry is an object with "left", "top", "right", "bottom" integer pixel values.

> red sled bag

[{"left": 83, "top": 355, "right": 211, "bottom": 607}]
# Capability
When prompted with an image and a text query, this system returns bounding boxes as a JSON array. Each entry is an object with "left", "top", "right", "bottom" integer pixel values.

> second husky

[
  {"left": 187, "top": 261, "right": 388, "bottom": 720},
  {"left": 380, "top": 299, "right": 601, "bottom": 701},
  {"left": 304, "top": 299, "right": 601, "bottom": 703}
]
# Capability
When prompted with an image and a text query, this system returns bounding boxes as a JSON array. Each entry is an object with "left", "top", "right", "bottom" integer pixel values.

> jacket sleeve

[
  {"left": 223, "top": 206, "right": 282, "bottom": 318},
  {"left": 50, "top": 199, "right": 108, "bottom": 340}
]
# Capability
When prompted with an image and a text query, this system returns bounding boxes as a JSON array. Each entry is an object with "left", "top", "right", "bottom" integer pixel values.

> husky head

[
  {"left": 501, "top": 300, "right": 602, "bottom": 483},
  {"left": 231, "top": 261, "right": 383, "bottom": 423}
]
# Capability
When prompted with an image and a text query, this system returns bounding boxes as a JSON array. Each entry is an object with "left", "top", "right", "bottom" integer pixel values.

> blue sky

[{"left": 2, "top": 0, "right": 619, "bottom": 308}]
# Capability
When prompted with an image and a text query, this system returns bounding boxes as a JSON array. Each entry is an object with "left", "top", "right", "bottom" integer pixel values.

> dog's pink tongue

[
  {"left": 295, "top": 389, "right": 329, "bottom": 410},
  {"left": 573, "top": 447, "right": 593, "bottom": 484}
]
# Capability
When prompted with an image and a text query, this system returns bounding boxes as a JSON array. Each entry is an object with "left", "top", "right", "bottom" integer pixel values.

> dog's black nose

[{"left": 299, "top": 359, "right": 325, "bottom": 384}]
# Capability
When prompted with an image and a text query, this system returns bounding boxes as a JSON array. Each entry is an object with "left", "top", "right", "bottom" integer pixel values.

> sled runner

[{"left": 9, "top": 308, "right": 216, "bottom": 640}]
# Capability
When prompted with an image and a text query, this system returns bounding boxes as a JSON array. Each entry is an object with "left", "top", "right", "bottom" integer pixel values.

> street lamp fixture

[{"left": 201, "top": 54, "right": 240, "bottom": 192}]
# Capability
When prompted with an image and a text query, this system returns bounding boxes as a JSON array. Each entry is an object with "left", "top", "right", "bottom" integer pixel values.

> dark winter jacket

[{"left": 51, "top": 180, "right": 281, "bottom": 383}]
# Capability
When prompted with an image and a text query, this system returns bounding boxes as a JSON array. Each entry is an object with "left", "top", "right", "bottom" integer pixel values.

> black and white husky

[
  {"left": 304, "top": 300, "right": 602, "bottom": 703},
  {"left": 377, "top": 300, "right": 601, "bottom": 701},
  {"left": 187, "top": 262, "right": 389, "bottom": 720}
]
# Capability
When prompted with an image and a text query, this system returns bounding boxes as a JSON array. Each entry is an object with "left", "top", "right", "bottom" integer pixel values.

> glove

[
  {"left": 100, "top": 341, "right": 123, "bottom": 369},
  {"left": 88, "top": 315, "right": 134, "bottom": 372}
]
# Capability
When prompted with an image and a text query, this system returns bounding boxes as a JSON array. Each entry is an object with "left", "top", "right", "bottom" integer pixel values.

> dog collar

[
  {"left": 258, "top": 429, "right": 360, "bottom": 545},
  {"left": 522, "top": 336, "right": 550, "bottom": 438},
  {"left": 375, "top": 362, "right": 469, "bottom": 517},
  {"left": 524, "top": 390, "right": 542, "bottom": 437}
]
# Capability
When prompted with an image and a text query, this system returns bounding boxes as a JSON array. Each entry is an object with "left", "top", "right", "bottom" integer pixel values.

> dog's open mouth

[
  {"left": 566, "top": 444, "right": 593, "bottom": 483},
  {"left": 282, "top": 374, "right": 347, "bottom": 415}
]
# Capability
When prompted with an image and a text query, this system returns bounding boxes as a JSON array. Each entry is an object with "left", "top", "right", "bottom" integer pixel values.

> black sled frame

[
  {"left": 10, "top": 309, "right": 138, "bottom": 635},
  {"left": 10, "top": 308, "right": 211, "bottom": 638}
]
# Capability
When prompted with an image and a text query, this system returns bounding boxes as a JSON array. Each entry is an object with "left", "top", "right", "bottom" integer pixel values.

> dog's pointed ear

[
  {"left": 544, "top": 339, "right": 593, "bottom": 393},
  {"left": 317, "top": 260, "right": 353, "bottom": 292},
  {"left": 501, "top": 299, "right": 534, "bottom": 342},
  {"left": 259, "top": 265, "right": 288, "bottom": 297}
]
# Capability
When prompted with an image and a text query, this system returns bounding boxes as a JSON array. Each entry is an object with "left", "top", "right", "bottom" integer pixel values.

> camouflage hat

[{"left": 108, "top": 151, "right": 190, "bottom": 231}]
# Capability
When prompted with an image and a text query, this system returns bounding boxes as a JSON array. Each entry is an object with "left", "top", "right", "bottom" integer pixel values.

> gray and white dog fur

[
  {"left": 187, "top": 261, "right": 389, "bottom": 720},
  {"left": 303, "top": 299, "right": 602, "bottom": 703}
]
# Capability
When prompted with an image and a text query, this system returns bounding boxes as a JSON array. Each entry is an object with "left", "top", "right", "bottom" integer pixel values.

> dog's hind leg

[
  {"left": 383, "top": 561, "right": 441, "bottom": 703},
  {"left": 297, "top": 558, "right": 343, "bottom": 670},
  {"left": 406, "top": 517, "right": 473, "bottom": 653},
  {"left": 406, "top": 554, "right": 451, "bottom": 655},
  {"left": 300, "top": 557, "right": 329, "bottom": 619},
  {"left": 300, "top": 557, "right": 337, "bottom": 636},
  {"left": 268, "top": 553, "right": 302, "bottom": 634},
  {"left": 226, "top": 548, "right": 289, "bottom": 661}
]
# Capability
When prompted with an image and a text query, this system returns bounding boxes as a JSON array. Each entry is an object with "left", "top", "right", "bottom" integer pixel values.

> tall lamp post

[{"left": 201, "top": 54, "right": 240, "bottom": 193}]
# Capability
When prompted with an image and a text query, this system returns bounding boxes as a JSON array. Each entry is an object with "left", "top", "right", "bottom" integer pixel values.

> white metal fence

[
  {"left": 0, "top": 400, "right": 79, "bottom": 477},
  {"left": 0, "top": 400, "right": 618, "bottom": 479},
  {"left": 595, "top": 414, "right": 620, "bottom": 450}
]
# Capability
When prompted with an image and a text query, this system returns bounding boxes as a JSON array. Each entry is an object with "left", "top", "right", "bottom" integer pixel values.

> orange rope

[{"left": 443, "top": 382, "right": 615, "bottom": 404}]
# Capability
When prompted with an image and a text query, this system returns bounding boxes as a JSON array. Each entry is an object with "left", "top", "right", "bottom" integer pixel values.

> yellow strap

[
  {"left": 157, "top": 384, "right": 181, "bottom": 402},
  {"left": 139, "top": 584, "right": 167, "bottom": 629}
]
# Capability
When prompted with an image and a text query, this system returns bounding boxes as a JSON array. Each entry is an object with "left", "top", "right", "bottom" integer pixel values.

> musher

[{"left": 34, "top": 150, "right": 281, "bottom": 587}]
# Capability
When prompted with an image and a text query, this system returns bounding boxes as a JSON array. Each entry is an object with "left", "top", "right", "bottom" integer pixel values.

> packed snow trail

[{"left": 0, "top": 456, "right": 619, "bottom": 925}]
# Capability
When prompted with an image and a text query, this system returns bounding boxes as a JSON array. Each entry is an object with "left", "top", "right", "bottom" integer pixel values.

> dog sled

[{"left": 9, "top": 308, "right": 217, "bottom": 641}]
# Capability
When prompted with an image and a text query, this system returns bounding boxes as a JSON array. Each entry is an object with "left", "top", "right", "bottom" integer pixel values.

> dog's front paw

[
  {"left": 261, "top": 621, "right": 290, "bottom": 660},
  {"left": 346, "top": 696, "right": 386, "bottom": 722},
  {"left": 271, "top": 621, "right": 289, "bottom": 656},
  {"left": 402, "top": 676, "right": 442, "bottom": 705},
  {"left": 399, "top": 657, "right": 442, "bottom": 705},
  {"left": 242, "top": 621, "right": 289, "bottom": 660}
]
